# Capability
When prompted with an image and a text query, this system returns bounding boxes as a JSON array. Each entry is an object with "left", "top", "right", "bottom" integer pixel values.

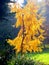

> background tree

[
  {"left": 7, "top": 0, "right": 45, "bottom": 54},
  {"left": 0, "top": 0, "right": 17, "bottom": 65}
]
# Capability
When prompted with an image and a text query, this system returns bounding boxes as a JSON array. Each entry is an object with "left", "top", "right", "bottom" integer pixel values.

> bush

[
  {"left": 1, "top": 53, "right": 47, "bottom": 65},
  {"left": 14, "top": 56, "right": 46, "bottom": 65}
]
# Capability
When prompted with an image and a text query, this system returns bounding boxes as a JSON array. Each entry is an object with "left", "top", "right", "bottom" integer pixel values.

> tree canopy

[{"left": 7, "top": 0, "right": 45, "bottom": 54}]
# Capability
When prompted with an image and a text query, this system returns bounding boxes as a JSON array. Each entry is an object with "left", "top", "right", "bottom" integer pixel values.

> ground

[{"left": 25, "top": 49, "right": 49, "bottom": 64}]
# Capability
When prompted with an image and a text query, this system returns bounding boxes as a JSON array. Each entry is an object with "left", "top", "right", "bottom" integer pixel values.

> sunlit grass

[
  {"left": 25, "top": 49, "right": 49, "bottom": 64},
  {"left": 35, "top": 53, "right": 49, "bottom": 64}
]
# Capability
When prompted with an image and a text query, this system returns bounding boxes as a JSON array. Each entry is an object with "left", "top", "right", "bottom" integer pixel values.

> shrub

[{"left": 14, "top": 56, "right": 46, "bottom": 65}]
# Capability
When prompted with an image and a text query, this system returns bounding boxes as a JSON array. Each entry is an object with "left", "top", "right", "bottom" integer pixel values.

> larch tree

[{"left": 7, "top": 0, "right": 45, "bottom": 54}]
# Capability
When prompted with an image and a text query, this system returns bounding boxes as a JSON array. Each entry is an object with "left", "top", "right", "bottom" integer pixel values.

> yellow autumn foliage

[{"left": 7, "top": 0, "right": 45, "bottom": 53}]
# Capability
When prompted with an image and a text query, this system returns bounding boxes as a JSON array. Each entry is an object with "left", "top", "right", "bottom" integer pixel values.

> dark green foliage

[
  {"left": 0, "top": 0, "right": 20, "bottom": 41},
  {"left": 0, "top": 1, "right": 18, "bottom": 65},
  {"left": 0, "top": 41, "right": 16, "bottom": 65},
  {"left": 7, "top": 54, "right": 46, "bottom": 65},
  {"left": 0, "top": 0, "right": 10, "bottom": 21},
  {"left": 14, "top": 57, "right": 46, "bottom": 65}
]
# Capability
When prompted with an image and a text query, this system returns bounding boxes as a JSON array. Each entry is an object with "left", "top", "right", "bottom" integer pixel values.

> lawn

[{"left": 25, "top": 49, "right": 49, "bottom": 64}]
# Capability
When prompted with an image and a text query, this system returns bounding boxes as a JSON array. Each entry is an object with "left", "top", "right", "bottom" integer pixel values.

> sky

[
  {"left": 38, "top": 0, "right": 42, "bottom": 2},
  {"left": 10, "top": 0, "right": 42, "bottom": 7},
  {"left": 16, "top": 0, "right": 42, "bottom": 6}
]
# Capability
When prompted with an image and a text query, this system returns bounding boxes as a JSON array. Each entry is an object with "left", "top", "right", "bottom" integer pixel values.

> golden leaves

[
  {"left": 7, "top": 0, "right": 45, "bottom": 53},
  {"left": 7, "top": 36, "right": 22, "bottom": 53}
]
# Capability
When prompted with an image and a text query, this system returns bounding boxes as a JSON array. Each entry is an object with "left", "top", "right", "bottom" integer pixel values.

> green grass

[
  {"left": 26, "top": 53, "right": 49, "bottom": 64},
  {"left": 7, "top": 48, "right": 49, "bottom": 65},
  {"left": 25, "top": 49, "right": 49, "bottom": 64}
]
